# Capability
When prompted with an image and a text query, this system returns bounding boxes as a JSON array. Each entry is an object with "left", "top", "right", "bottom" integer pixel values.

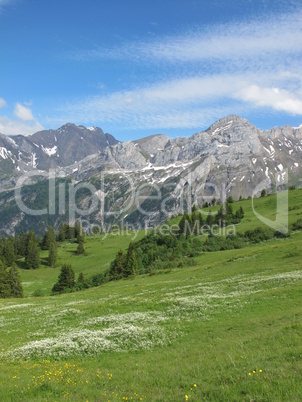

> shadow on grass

[{"left": 16, "top": 260, "right": 28, "bottom": 270}]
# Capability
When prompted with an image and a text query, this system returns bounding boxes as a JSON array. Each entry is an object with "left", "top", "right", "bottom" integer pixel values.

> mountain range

[{"left": 0, "top": 115, "right": 301, "bottom": 235}]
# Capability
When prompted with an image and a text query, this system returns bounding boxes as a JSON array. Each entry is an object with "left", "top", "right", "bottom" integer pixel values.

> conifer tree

[
  {"left": 216, "top": 205, "right": 226, "bottom": 226},
  {"left": 178, "top": 215, "right": 186, "bottom": 236},
  {"left": 77, "top": 272, "right": 87, "bottom": 290},
  {"left": 25, "top": 240, "right": 40, "bottom": 269},
  {"left": 0, "top": 261, "right": 10, "bottom": 298},
  {"left": 14, "top": 233, "right": 20, "bottom": 257},
  {"left": 198, "top": 212, "right": 204, "bottom": 228},
  {"left": 8, "top": 264, "right": 23, "bottom": 298},
  {"left": 227, "top": 195, "right": 234, "bottom": 203},
  {"left": 76, "top": 236, "right": 85, "bottom": 255},
  {"left": 67, "top": 225, "right": 75, "bottom": 239},
  {"left": 206, "top": 211, "right": 214, "bottom": 226},
  {"left": 78, "top": 272, "right": 85, "bottom": 284},
  {"left": 124, "top": 242, "right": 138, "bottom": 277},
  {"left": 235, "top": 206, "right": 244, "bottom": 221},
  {"left": 18, "top": 231, "right": 27, "bottom": 256},
  {"left": 42, "top": 227, "right": 56, "bottom": 250},
  {"left": 191, "top": 211, "right": 200, "bottom": 235},
  {"left": 179, "top": 211, "right": 192, "bottom": 237},
  {"left": 4, "top": 238, "right": 15, "bottom": 267},
  {"left": 192, "top": 203, "right": 198, "bottom": 212},
  {"left": 109, "top": 249, "right": 125, "bottom": 280},
  {"left": 74, "top": 221, "right": 82, "bottom": 242},
  {"left": 27, "top": 229, "right": 37, "bottom": 247},
  {"left": 52, "top": 264, "right": 75, "bottom": 293},
  {"left": 0, "top": 236, "right": 7, "bottom": 262},
  {"left": 58, "top": 223, "right": 65, "bottom": 242},
  {"left": 48, "top": 241, "right": 57, "bottom": 267}
]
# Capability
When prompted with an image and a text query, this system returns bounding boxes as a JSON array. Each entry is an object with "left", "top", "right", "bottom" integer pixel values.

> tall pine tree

[
  {"left": 76, "top": 236, "right": 85, "bottom": 255},
  {"left": 0, "top": 261, "right": 10, "bottom": 298},
  {"left": 58, "top": 223, "right": 65, "bottom": 242},
  {"left": 52, "top": 264, "right": 75, "bottom": 293},
  {"left": 48, "top": 241, "right": 57, "bottom": 267},
  {"left": 124, "top": 243, "right": 138, "bottom": 277},
  {"left": 109, "top": 249, "right": 125, "bottom": 280},
  {"left": 0, "top": 237, "right": 7, "bottom": 262},
  {"left": 42, "top": 227, "right": 56, "bottom": 250},
  {"left": 8, "top": 264, "right": 23, "bottom": 298},
  {"left": 4, "top": 238, "right": 15, "bottom": 267},
  {"left": 25, "top": 240, "right": 40, "bottom": 269}
]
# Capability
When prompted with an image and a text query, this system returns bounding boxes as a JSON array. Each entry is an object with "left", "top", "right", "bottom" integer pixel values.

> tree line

[
  {"left": 108, "top": 203, "right": 245, "bottom": 281},
  {"left": 0, "top": 222, "right": 86, "bottom": 298},
  {"left": 178, "top": 202, "right": 244, "bottom": 236},
  {"left": 108, "top": 207, "right": 302, "bottom": 283}
]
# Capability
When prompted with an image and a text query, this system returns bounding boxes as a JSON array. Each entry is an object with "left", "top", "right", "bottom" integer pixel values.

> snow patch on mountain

[
  {"left": 41, "top": 145, "right": 58, "bottom": 157},
  {"left": 32, "top": 153, "right": 37, "bottom": 168},
  {"left": 0, "top": 147, "right": 10, "bottom": 160},
  {"left": 7, "top": 137, "right": 18, "bottom": 147}
]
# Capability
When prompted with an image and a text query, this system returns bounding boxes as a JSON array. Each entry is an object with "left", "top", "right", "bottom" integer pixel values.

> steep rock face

[
  {"left": 28, "top": 124, "right": 119, "bottom": 169},
  {"left": 54, "top": 115, "right": 301, "bottom": 229},
  {"left": 134, "top": 134, "right": 170, "bottom": 154},
  {"left": 105, "top": 141, "right": 148, "bottom": 170},
  {"left": 0, "top": 115, "right": 302, "bottom": 234},
  {"left": 0, "top": 124, "right": 120, "bottom": 187}
]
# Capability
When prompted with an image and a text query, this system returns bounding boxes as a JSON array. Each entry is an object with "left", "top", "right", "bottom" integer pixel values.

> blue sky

[{"left": 1, "top": 0, "right": 302, "bottom": 140}]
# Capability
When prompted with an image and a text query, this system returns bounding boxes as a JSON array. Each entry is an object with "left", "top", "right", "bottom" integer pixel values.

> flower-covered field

[{"left": 1, "top": 228, "right": 302, "bottom": 400}]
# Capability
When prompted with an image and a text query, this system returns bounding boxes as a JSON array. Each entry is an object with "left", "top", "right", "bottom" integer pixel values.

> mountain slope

[
  {"left": 0, "top": 115, "right": 301, "bottom": 234},
  {"left": 0, "top": 123, "right": 119, "bottom": 187}
]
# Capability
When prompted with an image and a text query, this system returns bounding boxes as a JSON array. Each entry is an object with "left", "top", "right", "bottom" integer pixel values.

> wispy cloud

[
  {"left": 71, "top": 10, "right": 302, "bottom": 68},
  {"left": 57, "top": 70, "right": 302, "bottom": 131},
  {"left": 0, "top": 98, "right": 6, "bottom": 108},
  {"left": 60, "top": 8, "right": 302, "bottom": 132},
  {"left": 0, "top": 0, "right": 16, "bottom": 13},
  {"left": 0, "top": 0, "right": 12, "bottom": 5}
]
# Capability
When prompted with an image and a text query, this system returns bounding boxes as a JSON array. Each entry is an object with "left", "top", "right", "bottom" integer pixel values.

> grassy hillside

[
  {"left": 0, "top": 189, "right": 302, "bottom": 400},
  {"left": 19, "top": 188, "right": 302, "bottom": 297},
  {"left": 19, "top": 231, "right": 146, "bottom": 297}
]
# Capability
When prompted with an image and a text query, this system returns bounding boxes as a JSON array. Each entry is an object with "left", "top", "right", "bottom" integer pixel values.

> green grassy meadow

[{"left": 1, "top": 190, "right": 302, "bottom": 401}]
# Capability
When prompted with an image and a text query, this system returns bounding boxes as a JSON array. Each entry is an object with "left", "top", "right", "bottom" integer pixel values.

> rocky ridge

[{"left": 0, "top": 115, "right": 301, "bottom": 233}]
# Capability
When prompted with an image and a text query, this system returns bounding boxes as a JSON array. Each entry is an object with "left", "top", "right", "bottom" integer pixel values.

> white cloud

[
  {"left": 0, "top": 102, "right": 44, "bottom": 135},
  {"left": 0, "top": 98, "right": 6, "bottom": 108},
  {"left": 14, "top": 103, "right": 35, "bottom": 121},
  {"left": 72, "top": 10, "right": 302, "bottom": 71},
  {"left": 0, "top": 116, "right": 44, "bottom": 136},
  {"left": 59, "top": 7, "right": 302, "bottom": 132},
  {"left": 30, "top": 77, "right": 233, "bottom": 130},
  {"left": 58, "top": 69, "right": 302, "bottom": 131},
  {"left": 146, "top": 13, "right": 302, "bottom": 65},
  {"left": 236, "top": 85, "right": 302, "bottom": 115}
]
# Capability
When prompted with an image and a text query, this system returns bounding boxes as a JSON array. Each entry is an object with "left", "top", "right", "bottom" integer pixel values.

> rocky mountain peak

[
  {"left": 134, "top": 134, "right": 170, "bottom": 154},
  {"left": 207, "top": 115, "right": 250, "bottom": 134},
  {"left": 0, "top": 124, "right": 119, "bottom": 179},
  {"left": 1, "top": 115, "right": 302, "bottom": 233}
]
